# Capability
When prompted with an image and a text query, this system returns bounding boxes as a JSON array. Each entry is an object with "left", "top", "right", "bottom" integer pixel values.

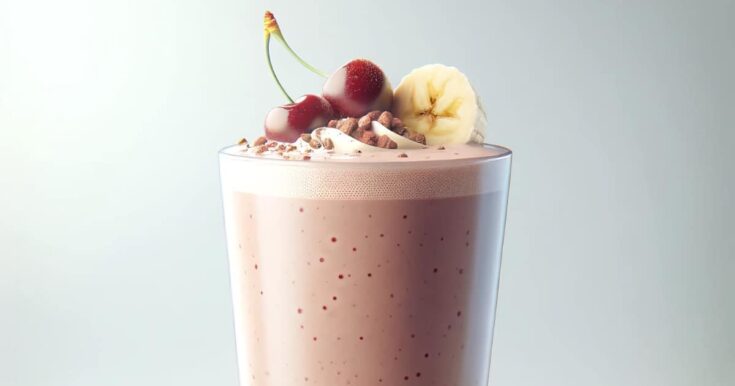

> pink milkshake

[
  {"left": 220, "top": 143, "right": 511, "bottom": 386},
  {"left": 223, "top": 11, "right": 512, "bottom": 384}
]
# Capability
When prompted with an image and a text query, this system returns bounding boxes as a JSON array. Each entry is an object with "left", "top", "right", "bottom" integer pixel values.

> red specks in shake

[
  {"left": 402, "top": 215, "right": 407, "bottom": 219},
  {"left": 319, "top": 257, "right": 325, "bottom": 263},
  {"left": 254, "top": 264, "right": 259, "bottom": 270},
  {"left": 338, "top": 274, "right": 344, "bottom": 279},
  {"left": 359, "top": 336, "right": 364, "bottom": 340},
  {"left": 297, "top": 308, "right": 303, "bottom": 314},
  {"left": 433, "top": 268, "right": 438, "bottom": 273},
  {"left": 299, "top": 207, "right": 304, "bottom": 213},
  {"left": 352, "top": 247, "right": 357, "bottom": 252},
  {"left": 416, "top": 372, "right": 421, "bottom": 377},
  {"left": 459, "top": 268, "right": 464, "bottom": 275},
  {"left": 457, "top": 311, "right": 462, "bottom": 317},
  {"left": 424, "top": 353, "right": 429, "bottom": 358},
  {"left": 380, "top": 233, "right": 384, "bottom": 237},
  {"left": 410, "top": 333, "right": 415, "bottom": 338},
  {"left": 331, "top": 237, "right": 337, "bottom": 243},
  {"left": 332, "top": 296, "right": 338, "bottom": 301},
  {"left": 322, "top": 305, "right": 328, "bottom": 310},
  {"left": 313, "top": 337, "right": 317, "bottom": 341},
  {"left": 367, "top": 273, "right": 372, "bottom": 277},
  {"left": 404, "top": 375, "right": 409, "bottom": 380}
]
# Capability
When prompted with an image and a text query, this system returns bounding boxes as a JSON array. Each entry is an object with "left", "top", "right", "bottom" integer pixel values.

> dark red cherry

[
  {"left": 264, "top": 94, "right": 334, "bottom": 142},
  {"left": 322, "top": 59, "right": 393, "bottom": 117}
]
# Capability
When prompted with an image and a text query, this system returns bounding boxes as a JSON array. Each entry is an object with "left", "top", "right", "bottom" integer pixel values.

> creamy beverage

[
  {"left": 221, "top": 11, "right": 513, "bottom": 385},
  {"left": 220, "top": 143, "right": 511, "bottom": 385}
]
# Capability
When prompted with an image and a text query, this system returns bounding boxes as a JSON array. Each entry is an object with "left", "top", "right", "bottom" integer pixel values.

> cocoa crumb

[
  {"left": 393, "top": 126, "right": 407, "bottom": 136},
  {"left": 437, "top": 145, "right": 446, "bottom": 150},
  {"left": 238, "top": 138, "right": 249, "bottom": 146},
  {"left": 327, "top": 119, "right": 338, "bottom": 128},
  {"left": 267, "top": 141, "right": 278, "bottom": 148},
  {"left": 254, "top": 136, "right": 267, "bottom": 146},
  {"left": 337, "top": 118, "right": 358, "bottom": 135},
  {"left": 390, "top": 117, "right": 404, "bottom": 129},
  {"left": 276, "top": 144, "right": 286, "bottom": 151},
  {"left": 398, "top": 153, "right": 408, "bottom": 158},
  {"left": 323, "top": 137, "right": 334, "bottom": 150},
  {"left": 255, "top": 146, "right": 267, "bottom": 154},
  {"left": 303, "top": 155, "right": 311, "bottom": 161},
  {"left": 353, "top": 149, "right": 362, "bottom": 154},
  {"left": 358, "top": 115, "right": 372, "bottom": 131},
  {"left": 286, "top": 144, "right": 297, "bottom": 152},
  {"left": 408, "top": 132, "right": 426, "bottom": 145},
  {"left": 377, "top": 111, "right": 393, "bottom": 127},
  {"left": 351, "top": 127, "right": 366, "bottom": 140},
  {"left": 377, "top": 135, "right": 397, "bottom": 149},
  {"left": 367, "top": 110, "right": 382, "bottom": 121},
  {"left": 309, "top": 139, "right": 322, "bottom": 149},
  {"left": 300, "top": 133, "right": 312, "bottom": 142},
  {"left": 359, "top": 130, "right": 378, "bottom": 146}
]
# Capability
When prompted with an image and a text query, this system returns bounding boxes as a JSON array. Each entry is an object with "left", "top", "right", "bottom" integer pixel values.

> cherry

[
  {"left": 262, "top": 12, "right": 333, "bottom": 140},
  {"left": 322, "top": 59, "right": 393, "bottom": 117},
  {"left": 264, "top": 94, "right": 334, "bottom": 142}
]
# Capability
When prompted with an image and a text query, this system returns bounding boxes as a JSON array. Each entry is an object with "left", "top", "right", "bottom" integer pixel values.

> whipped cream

[{"left": 236, "top": 122, "right": 429, "bottom": 161}]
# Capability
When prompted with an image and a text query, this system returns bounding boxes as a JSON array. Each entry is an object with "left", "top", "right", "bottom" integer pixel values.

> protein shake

[{"left": 220, "top": 11, "right": 512, "bottom": 386}]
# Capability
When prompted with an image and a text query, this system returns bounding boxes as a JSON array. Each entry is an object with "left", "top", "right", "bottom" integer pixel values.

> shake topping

[{"left": 254, "top": 11, "right": 489, "bottom": 154}]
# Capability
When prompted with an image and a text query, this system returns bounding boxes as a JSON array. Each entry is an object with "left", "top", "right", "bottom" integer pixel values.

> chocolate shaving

[
  {"left": 377, "top": 111, "right": 393, "bottom": 128},
  {"left": 323, "top": 137, "right": 334, "bottom": 150},
  {"left": 359, "top": 130, "right": 378, "bottom": 146},
  {"left": 357, "top": 115, "right": 372, "bottom": 131},
  {"left": 398, "top": 153, "right": 408, "bottom": 158},
  {"left": 238, "top": 138, "right": 249, "bottom": 146},
  {"left": 376, "top": 135, "right": 398, "bottom": 149},
  {"left": 254, "top": 136, "right": 267, "bottom": 146},
  {"left": 367, "top": 110, "right": 382, "bottom": 121},
  {"left": 327, "top": 119, "right": 338, "bottom": 128},
  {"left": 408, "top": 132, "right": 426, "bottom": 145},
  {"left": 390, "top": 117, "right": 404, "bottom": 130},
  {"left": 337, "top": 118, "right": 358, "bottom": 135},
  {"left": 300, "top": 133, "right": 312, "bottom": 142},
  {"left": 309, "top": 139, "right": 322, "bottom": 149}
]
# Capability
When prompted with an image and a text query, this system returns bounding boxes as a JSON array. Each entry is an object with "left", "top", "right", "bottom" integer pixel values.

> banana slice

[{"left": 392, "top": 64, "right": 486, "bottom": 145}]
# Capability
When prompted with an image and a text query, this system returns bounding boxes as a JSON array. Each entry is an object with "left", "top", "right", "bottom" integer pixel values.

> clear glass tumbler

[{"left": 219, "top": 144, "right": 511, "bottom": 386}]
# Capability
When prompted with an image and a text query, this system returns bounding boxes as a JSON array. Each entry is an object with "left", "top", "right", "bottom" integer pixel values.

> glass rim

[{"left": 218, "top": 142, "right": 512, "bottom": 169}]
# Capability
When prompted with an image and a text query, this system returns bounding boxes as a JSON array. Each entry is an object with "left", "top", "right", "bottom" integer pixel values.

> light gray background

[{"left": 1, "top": 0, "right": 733, "bottom": 385}]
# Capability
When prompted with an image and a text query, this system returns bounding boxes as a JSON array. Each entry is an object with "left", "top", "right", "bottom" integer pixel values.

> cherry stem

[
  {"left": 271, "top": 33, "right": 328, "bottom": 78},
  {"left": 265, "top": 34, "right": 293, "bottom": 103}
]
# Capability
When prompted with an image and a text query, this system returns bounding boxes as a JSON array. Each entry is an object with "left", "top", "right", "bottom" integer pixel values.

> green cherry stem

[
  {"left": 265, "top": 33, "right": 293, "bottom": 103},
  {"left": 270, "top": 32, "right": 328, "bottom": 78},
  {"left": 264, "top": 11, "right": 328, "bottom": 79}
]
